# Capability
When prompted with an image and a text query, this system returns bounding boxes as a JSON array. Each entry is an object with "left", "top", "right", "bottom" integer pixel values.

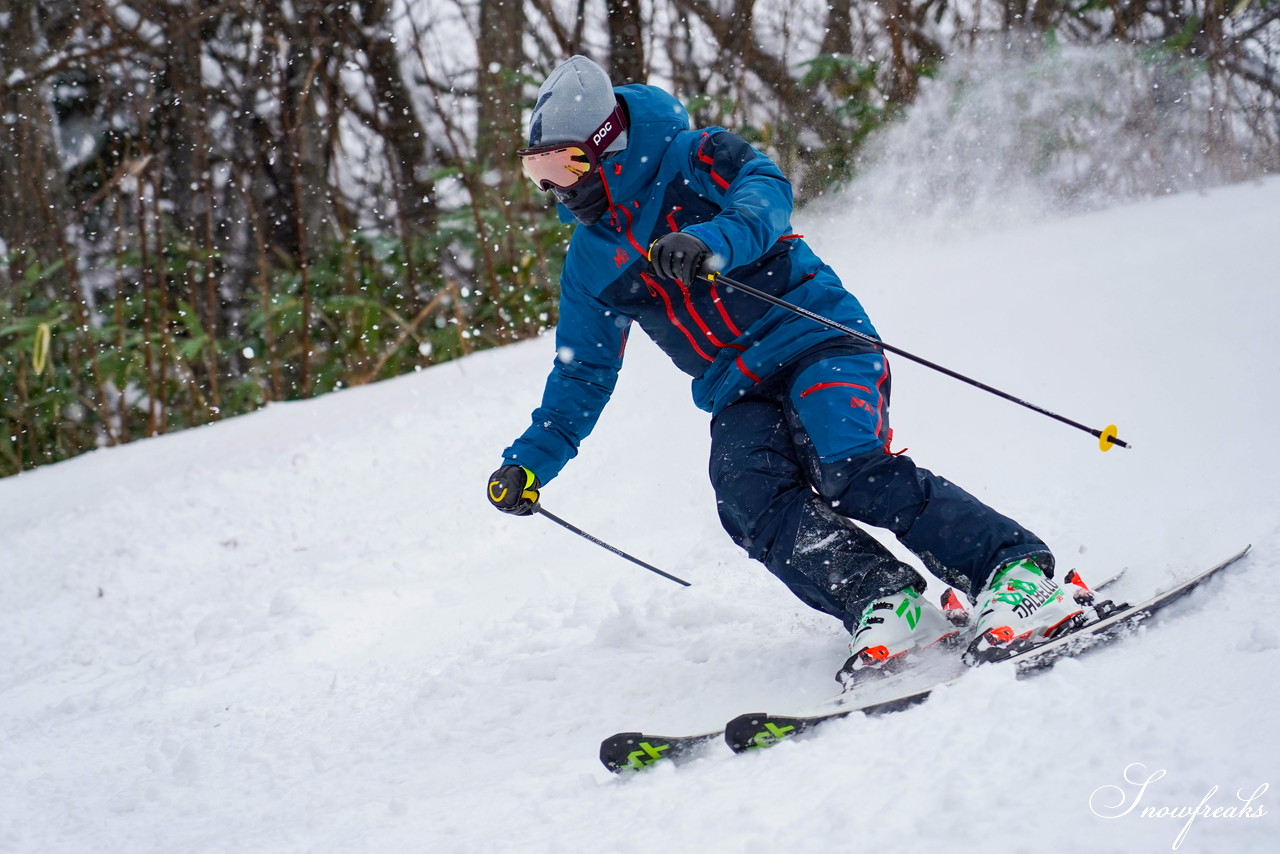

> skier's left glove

[
  {"left": 487, "top": 464, "right": 540, "bottom": 516},
  {"left": 649, "top": 232, "right": 713, "bottom": 285}
]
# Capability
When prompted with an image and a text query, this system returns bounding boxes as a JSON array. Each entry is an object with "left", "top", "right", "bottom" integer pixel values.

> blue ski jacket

[{"left": 503, "top": 84, "right": 879, "bottom": 482}]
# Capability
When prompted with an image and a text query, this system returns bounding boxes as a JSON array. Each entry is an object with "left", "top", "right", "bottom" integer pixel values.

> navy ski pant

[{"left": 709, "top": 340, "right": 1051, "bottom": 631}]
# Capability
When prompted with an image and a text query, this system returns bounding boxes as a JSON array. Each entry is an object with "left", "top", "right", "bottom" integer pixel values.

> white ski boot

[
  {"left": 966, "top": 557, "right": 1092, "bottom": 664},
  {"left": 839, "top": 586, "right": 962, "bottom": 688}
]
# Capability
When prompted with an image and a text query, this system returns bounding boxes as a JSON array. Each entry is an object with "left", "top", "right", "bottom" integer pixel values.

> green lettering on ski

[
  {"left": 626, "top": 741, "right": 670, "bottom": 770},
  {"left": 749, "top": 721, "right": 797, "bottom": 749}
]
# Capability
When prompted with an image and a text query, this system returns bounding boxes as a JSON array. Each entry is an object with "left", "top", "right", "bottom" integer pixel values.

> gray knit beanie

[{"left": 528, "top": 56, "right": 628, "bottom": 154}]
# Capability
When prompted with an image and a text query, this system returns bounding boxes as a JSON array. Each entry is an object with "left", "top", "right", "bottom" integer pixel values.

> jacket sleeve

[
  {"left": 501, "top": 270, "right": 632, "bottom": 483},
  {"left": 678, "top": 130, "right": 794, "bottom": 272}
]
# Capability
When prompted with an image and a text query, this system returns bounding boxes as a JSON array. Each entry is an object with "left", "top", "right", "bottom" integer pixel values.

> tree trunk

[
  {"left": 0, "top": 0, "right": 75, "bottom": 291},
  {"left": 476, "top": 0, "right": 527, "bottom": 167},
  {"left": 606, "top": 0, "right": 646, "bottom": 84},
  {"left": 357, "top": 1, "right": 440, "bottom": 233}
]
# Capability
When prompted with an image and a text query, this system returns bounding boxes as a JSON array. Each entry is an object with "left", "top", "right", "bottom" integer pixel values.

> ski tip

[
  {"left": 724, "top": 713, "right": 773, "bottom": 753},
  {"left": 599, "top": 732, "right": 653, "bottom": 774},
  {"left": 599, "top": 730, "right": 723, "bottom": 773},
  {"left": 723, "top": 712, "right": 814, "bottom": 753}
]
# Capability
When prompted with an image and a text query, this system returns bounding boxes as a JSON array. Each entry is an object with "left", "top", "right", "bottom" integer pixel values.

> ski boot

[
  {"left": 965, "top": 556, "right": 1095, "bottom": 665},
  {"left": 838, "top": 585, "right": 964, "bottom": 689}
]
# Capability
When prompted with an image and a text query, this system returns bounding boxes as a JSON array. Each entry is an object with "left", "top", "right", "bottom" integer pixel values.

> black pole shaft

[
  {"left": 709, "top": 272, "right": 1129, "bottom": 450},
  {"left": 536, "top": 507, "right": 692, "bottom": 587}
]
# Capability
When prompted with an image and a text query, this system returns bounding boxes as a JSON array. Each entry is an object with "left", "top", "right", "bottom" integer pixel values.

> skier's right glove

[
  {"left": 649, "top": 232, "right": 713, "bottom": 285},
  {"left": 487, "top": 464, "right": 540, "bottom": 516}
]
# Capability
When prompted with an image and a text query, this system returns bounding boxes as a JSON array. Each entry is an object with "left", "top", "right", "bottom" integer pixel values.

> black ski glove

[
  {"left": 487, "top": 464, "right": 540, "bottom": 515},
  {"left": 649, "top": 232, "right": 713, "bottom": 285}
]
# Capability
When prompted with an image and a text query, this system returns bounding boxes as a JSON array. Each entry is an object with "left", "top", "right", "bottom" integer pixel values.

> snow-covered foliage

[{"left": 825, "top": 36, "right": 1275, "bottom": 235}]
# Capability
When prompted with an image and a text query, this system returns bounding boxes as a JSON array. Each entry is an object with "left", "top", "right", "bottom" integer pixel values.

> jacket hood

[{"left": 555, "top": 84, "right": 690, "bottom": 224}]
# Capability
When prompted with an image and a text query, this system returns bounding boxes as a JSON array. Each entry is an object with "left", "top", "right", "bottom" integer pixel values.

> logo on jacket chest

[{"left": 612, "top": 247, "right": 631, "bottom": 268}]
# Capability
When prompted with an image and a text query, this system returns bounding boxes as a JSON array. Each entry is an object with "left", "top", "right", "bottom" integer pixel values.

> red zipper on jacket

[
  {"left": 640, "top": 272, "right": 714, "bottom": 362},
  {"left": 605, "top": 161, "right": 757, "bottom": 379},
  {"left": 708, "top": 279, "right": 744, "bottom": 338}
]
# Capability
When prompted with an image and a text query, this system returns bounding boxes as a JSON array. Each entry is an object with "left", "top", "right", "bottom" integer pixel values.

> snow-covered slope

[{"left": 3, "top": 178, "right": 1278, "bottom": 854}]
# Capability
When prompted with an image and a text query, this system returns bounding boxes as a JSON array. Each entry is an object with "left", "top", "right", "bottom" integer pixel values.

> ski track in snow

[{"left": 3, "top": 178, "right": 1279, "bottom": 853}]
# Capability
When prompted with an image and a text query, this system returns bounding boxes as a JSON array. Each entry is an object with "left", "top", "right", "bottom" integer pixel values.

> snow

[{"left": 3, "top": 177, "right": 1279, "bottom": 853}]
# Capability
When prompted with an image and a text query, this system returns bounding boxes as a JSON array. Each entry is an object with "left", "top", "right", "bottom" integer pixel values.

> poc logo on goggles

[{"left": 517, "top": 103, "right": 628, "bottom": 190}]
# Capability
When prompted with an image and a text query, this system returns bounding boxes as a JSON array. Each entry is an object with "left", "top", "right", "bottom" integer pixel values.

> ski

[
  {"left": 724, "top": 544, "right": 1249, "bottom": 753},
  {"left": 599, "top": 547, "right": 1245, "bottom": 772},
  {"left": 599, "top": 730, "right": 724, "bottom": 773}
]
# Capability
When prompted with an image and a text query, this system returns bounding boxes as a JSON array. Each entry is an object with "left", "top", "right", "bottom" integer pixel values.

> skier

[{"left": 487, "top": 55, "right": 1091, "bottom": 683}]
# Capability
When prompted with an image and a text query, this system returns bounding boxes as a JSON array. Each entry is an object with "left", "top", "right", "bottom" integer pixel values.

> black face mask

[{"left": 552, "top": 167, "right": 610, "bottom": 226}]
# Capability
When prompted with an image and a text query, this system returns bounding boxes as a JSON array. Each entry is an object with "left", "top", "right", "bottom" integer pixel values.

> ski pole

[
  {"left": 705, "top": 271, "right": 1129, "bottom": 452},
  {"left": 535, "top": 506, "right": 692, "bottom": 587}
]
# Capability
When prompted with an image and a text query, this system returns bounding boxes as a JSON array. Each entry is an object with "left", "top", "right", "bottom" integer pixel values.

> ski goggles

[{"left": 518, "top": 103, "right": 627, "bottom": 190}]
